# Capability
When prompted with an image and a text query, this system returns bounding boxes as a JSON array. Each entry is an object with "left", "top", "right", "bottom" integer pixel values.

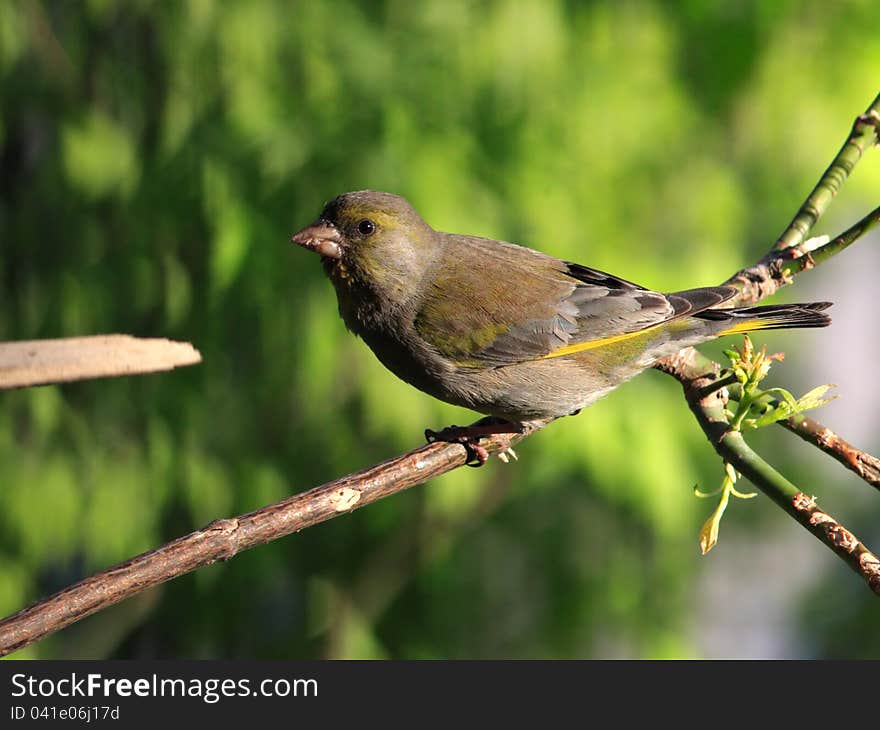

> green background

[{"left": 1, "top": 0, "right": 878, "bottom": 658}]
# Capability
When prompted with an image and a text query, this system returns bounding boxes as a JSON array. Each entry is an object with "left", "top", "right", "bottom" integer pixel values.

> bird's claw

[
  {"left": 425, "top": 418, "right": 525, "bottom": 467},
  {"left": 425, "top": 425, "right": 490, "bottom": 467},
  {"left": 463, "top": 442, "right": 490, "bottom": 467}
]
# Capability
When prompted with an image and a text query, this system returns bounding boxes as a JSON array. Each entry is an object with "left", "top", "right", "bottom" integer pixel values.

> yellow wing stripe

[
  {"left": 537, "top": 315, "right": 779, "bottom": 361},
  {"left": 716, "top": 319, "right": 777, "bottom": 337},
  {"left": 536, "top": 321, "right": 668, "bottom": 360}
]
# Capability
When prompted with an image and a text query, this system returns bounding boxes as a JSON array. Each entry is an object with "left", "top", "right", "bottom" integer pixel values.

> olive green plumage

[{"left": 291, "top": 190, "right": 831, "bottom": 421}]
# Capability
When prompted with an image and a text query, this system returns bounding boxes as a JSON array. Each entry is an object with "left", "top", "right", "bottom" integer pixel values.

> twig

[
  {"left": 723, "top": 91, "right": 880, "bottom": 307},
  {"left": 0, "top": 419, "right": 549, "bottom": 656},
  {"left": 781, "top": 414, "right": 880, "bottom": 491},
  {"left": 657, "top": 349, "right": 880, "bottom": 595},
  {"left": 0, "top": 335, "right": 202, "bottom": 390},
  {"left": 773, "top": 94, "right": 880, "bottom": 252},
  {"left": 725, "top": 203, "right": 880, "bottom": 307}
]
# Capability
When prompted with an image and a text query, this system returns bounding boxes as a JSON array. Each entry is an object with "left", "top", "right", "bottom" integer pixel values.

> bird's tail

[{"left": 696, "top": 301, "right": 833, "bottom": 336}]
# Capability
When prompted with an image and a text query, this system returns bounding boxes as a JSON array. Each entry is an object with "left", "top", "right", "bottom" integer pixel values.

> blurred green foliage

[{"left": 1, "top": 0, "right": 878, "bottom": 658}]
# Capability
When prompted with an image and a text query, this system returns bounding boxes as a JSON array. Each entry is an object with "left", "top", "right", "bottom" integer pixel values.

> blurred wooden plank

[{"left": 0, "top": 335, "right": 202, "bottom": 390}]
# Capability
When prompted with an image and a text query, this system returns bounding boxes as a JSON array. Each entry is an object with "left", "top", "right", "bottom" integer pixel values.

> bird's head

[{"left": 291, "top": 190, "right": 437, "bottom": 301}]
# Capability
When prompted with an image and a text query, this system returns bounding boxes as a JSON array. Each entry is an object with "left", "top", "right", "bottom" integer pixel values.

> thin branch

[
  {"left": 0, "top": 335, "right": 202, "bottom": 390},
  {"left": 657, "top": 349, "right": 880, "bottom": 595},
  {"left": 773, "top": 94, "right": 880, "bottom": 252},
  {"left": 723, "top": 92, "right": 880, "bottom": 307},
  {"left": 725, "top": 203, "right": 880, "bottom": 307},
  {"left": 799, "top": 203, "right": 880, "bottom": 267},
  {"left": 0, "top": 419, "right": 549, "bottom": 656},
  {"left": 781, "top": 414, "right": 880, "bottom": 491}
]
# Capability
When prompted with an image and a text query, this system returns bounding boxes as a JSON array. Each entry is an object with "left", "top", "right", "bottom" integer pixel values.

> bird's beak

[{"left": 290, "top": 220, "right": 343, "bottom": 260}]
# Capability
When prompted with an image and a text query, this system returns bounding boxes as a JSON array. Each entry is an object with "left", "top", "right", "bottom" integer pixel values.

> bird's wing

[{"left": 413, "top": 235, "right": 735, "bottom": 367}]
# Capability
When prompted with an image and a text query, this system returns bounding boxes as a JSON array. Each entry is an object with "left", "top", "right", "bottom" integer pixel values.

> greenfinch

[{"left": 292, "top": 191, "right": 830, "bottom": 459}]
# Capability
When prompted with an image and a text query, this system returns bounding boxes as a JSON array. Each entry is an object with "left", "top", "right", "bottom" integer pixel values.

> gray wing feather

[{"left": 474, "top": 269, "right": 736, "bottom": 366}]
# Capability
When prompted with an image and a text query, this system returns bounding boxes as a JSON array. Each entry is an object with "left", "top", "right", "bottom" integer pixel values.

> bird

[{"left": 291, "top": 190, "right": 831, "bottom": 463}]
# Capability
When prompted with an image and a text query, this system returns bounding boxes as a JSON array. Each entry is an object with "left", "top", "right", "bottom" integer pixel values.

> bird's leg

[{"left": 424, "top": 417, "right": 525, "bottom": 467}]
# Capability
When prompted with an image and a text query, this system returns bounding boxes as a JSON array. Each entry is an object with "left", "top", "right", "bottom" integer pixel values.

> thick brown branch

[
  {"left": 0, "top": 418, "right": 550, "bottom": 656},
  {"left": 0, "top": 335, "right": 202, "bottom": 390},
  {"left": 789, "top": 493, "right": 880, "bottom": 595}
]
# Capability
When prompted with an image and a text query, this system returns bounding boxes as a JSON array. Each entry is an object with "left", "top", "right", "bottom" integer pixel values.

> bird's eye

[{"left": 357, "top": 219, "right": 376, "bottom": 236}]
